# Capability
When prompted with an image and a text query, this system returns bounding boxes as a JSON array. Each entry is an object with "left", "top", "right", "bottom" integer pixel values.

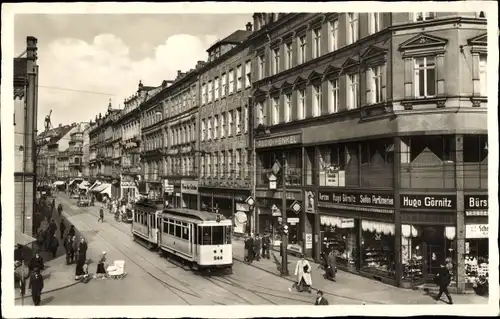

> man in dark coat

[
  {"left": 314, "top": 290, "right": 329, "bottom": 305},
  {"left": 98, "top": 208, "right": 104, "bottom": 223},
  {"left": 261, "top": 233, "right": 271, "bottom": 259},
  {"left": 326, "top": 248, "right": 337, "bottom": 281},
  {"left": 45, "top": 219, "right": 57, "bottom": 250},
  {"left": 64, "top": 234, "right": 74, "bottom": 265},
  {"left": 51, "top": 198, "right": 56, "bottom": 214},
  {"left": 59, "top": 220, "right": 66, "bottom": 239},
  {"left": 29, "top": 267, "right": 44, "bottom": 306},
  {"left": 434, "top": 262, "right": 453, "bottom": 304},
  {"left": 28, "top": 251, "right": 44, "bottom": 272},
  {"left": 48, "top": 234, "right": 59, "bottom": 258},
  {"left": 68, "top": 225, "right": 76, "bottom": 238},
  {"left": 253, "top": 234, "right": 262, "bottom": 261},
  {"left": 244, "top": 235, "right": 254, "bottom": 263},
  {"left": 36, "top": 230, "right": 45, "bottom": 251},
  {"left": 57, "top": 203, "right": 63, "bottom": 217},
  {"left": 78, "top": 237, "right": 88, "bottom": 261}
]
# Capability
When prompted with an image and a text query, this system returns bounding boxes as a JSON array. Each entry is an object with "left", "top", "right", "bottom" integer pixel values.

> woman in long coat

[
  {"left": 294, "top": 254, "right": 312, "bottom": 293},
  {"left": 95, "top": 252, "right": 108, "bottom": 279}
]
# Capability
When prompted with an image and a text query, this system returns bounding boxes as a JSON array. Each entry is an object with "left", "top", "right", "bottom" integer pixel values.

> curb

[{"left": 14, "top": 279, "right": 81, "bottom": 300}]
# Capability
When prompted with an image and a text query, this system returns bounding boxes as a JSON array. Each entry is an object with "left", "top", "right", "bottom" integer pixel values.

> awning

[
  {"left": 361, "top": 220, "right": 395, "bottom": 235},
  {"left": 79, "top": 181, "right": 90, "bottom": 189},
  {"left": 91, "top": 183, "right": 111, "bottom": 193},
  {"left": 100, "top": 184, "right": 112, "bottom": 197},
  {"left": 53, "top": 181, "right": 65, "bottom": 186},
  {"left": 16, "top": 231, "right": 36, "bottom": 246},
  {"left": 88, "top": 181, "right": 100, "bottom": 191}
]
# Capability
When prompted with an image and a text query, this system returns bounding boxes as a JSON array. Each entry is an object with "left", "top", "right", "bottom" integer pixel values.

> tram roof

[
  {"left": 162, "top": 208, "right": 227, "bottom": 222},
  {"left": 134, "top": 198, "right": 162, "bottom": 210}
]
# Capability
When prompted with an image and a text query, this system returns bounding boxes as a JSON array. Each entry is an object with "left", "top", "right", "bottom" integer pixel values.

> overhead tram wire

[{"left": 38, "top": 85, "right": 116, "bottom": 96}]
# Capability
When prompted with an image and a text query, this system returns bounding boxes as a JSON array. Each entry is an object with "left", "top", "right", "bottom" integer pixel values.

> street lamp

[{"left": 280, "top": 152, "right": 289, "bottom": 276}]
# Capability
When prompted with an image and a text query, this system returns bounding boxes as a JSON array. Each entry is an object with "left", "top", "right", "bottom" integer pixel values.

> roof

[
  {"left": 38, "top": 124, "right": 74, "bottom": 145},
  {"left": 206, "top": 29, "right": 252, "bottom": 53},
  {"left": 163, "top": 208, "right": 227, "bottom": 222}
]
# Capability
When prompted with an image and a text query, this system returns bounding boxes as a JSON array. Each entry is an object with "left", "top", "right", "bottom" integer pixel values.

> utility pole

[{"left": 281, "top": 152, "right": 289, "bottom": 276}]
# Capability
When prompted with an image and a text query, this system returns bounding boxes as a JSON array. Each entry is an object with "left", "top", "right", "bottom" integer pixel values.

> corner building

[
  {"left": 250, "top": 12, "right": 488, "bottom": 292},
  {"left": 197, "top": 25, "right": 254, "bottom": 233}
]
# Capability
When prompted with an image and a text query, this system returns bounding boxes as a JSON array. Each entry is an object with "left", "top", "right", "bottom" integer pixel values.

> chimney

[
  {"left": 108, "top": 98, "right": 112, "bottom": 110},
  {"left": 59, "top": 123, "right": 62, "bottom": 127},
  {"left": 26, "top": 36, "right": 38, "bottom": 62},
  {"left": 246, "top": 22, "right": 253, "bottom": 31},
  {"left": 177, "top": 70, "right": 182, "bottom": 77}
]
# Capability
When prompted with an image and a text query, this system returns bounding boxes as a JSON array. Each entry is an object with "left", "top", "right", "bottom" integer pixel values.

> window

[
  {"left": 257, "top": 102, "right": 264, "bottom": 125},
  {"left": 213, "top": 153, "right": 218, "bottom": 175},
  {"left": 313, "top": 28, "right": 321, "bottom": 59},
  {"left": 207, "top": 118, "right": 212, "bottom": 140},
  {"left": 220, "top": 152, "right": 225, "bottom": 175},
  {"left": 330, "top": 20, "right": 339, "bottom": 52},
  {"left": 329, "top": 79, "right": 339, "bottom": 114},
  {"left": 244, "top": 105, "right": 249, "bottom": 133},
  {"left": 212, "top": 226, "right": 225, "bottom": 245},
  {"left": 228, "top": 111, "right": 233, "bottom": 136},
  {"left": 200, "top": 226, "right": 212, "bottom": 245},
  {"left": 207, "top": 81, "right": 213, "bottom": 103},
  {"left": 206, "top": 155, "right": 211, "bottom": 177},
  {"left": 284, "top": 93, "right": 292, "bottom": 123},
  {"left": 272, "top": 97, "right": 280, "bottom": 125},
  {"left": 214, "top": 77, "right": 219, "bottom": 99},
  {"left": 245, "top": 60, "right": 251, "bottom": 88},
  {"left": 348, "top": 13, "right": 358, "bottom": 44},
  {"left": 201, "top": 155, "right": 205, "bottom": 177},
  {"left": 348, "top": 73, "right": 359, "bottom": 109},
  {"left": 298, "top": 89, "right": 306, "bottom": 120},
  {"left": 299, "top": 35, "right": 307, "bottom": 64},
  {"left": 414, "top": 56, "right": 436, "bottom": 98},
  {"left": 236, "top": 65, "right": 243, "bottom": 90},
  {"left": 213, "top": 116, "right": 219, "bottom": 139},
  {"left": 221, "top": 73, "right": 227, "bottom": 96},
  {"left": 369, "top": 13, "right": 380, "bottom": 34},
  {"left": 313, "top": 85, "right": 322, "bottom": 116},
  {"left": 258, "top": 55, "right": 265, "bottom": 80},
  {"left": 169, "top": 220, "right": 175, "bottom": 235},
  {"left": 228, "top": 69, "right": 234, "bottom": 94},
  {"left": 191, "top": 86, "right": 196, "bottom": 105},
  {"left": 273, "top": 47, "right": 280, "bottom": 75},
  {"left": 367, "top": 66, "right": 383, "bottom": 104},
  {"left": 236, "top": 108, "right": 241, "bottom": 134},
  {"left": 227, "top": 150, "right": 233, "bottom": 177},
  {"left": 201, "top": 83, "right": 207, "bottom": 104},
  {"left": 285, "top": 42, "right": 293, "bottom": 69},
  {"left": 235, "top": 149, "right": 241, "bottom": 178},
  {"left": 220, "top": 113, "right": 226, "bottom": 138},
  {"left": 413, "top": 12, "right": 434, "bottom": 22},
  {"left": 479, "top": 55, "right": 487, "bottom": 96}
]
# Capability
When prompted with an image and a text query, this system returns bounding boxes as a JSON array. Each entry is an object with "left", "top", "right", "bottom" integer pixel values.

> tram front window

[{"left": 199, "top": 226, "right": 225, "bottom": 245}]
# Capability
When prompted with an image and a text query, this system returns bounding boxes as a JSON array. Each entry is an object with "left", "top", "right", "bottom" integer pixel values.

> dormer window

[{"left": 413, "top": 12, "right": 435, "bottom": 22}]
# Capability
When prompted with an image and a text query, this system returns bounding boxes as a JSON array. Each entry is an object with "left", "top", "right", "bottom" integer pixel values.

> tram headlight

[
  {"left": 220, "top": 249, "right": 223, "bottom": 253},
  {"left": 213, "top": 250, "right": 217, "bottom": 254}
]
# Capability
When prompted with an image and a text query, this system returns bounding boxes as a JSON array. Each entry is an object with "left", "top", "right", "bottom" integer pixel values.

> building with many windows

[
  {"left": 36, "top": 124, "right": 74, "bottom": 184},
  {"left": 198, "top": 24, "right": 254, "bottom": 230},
  {"left": 249, "top": 12, "right": 488, "bottom": 292},
  {"left": 67, "top": 122, "right": 89, "bottom": 180}
]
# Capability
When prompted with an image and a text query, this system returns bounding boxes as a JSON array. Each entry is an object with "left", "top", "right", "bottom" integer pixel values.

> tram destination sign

[
  {"left": 318, "top": 191, "right": 394, "bottom": 207},
  {"left": 400, "top": 194, "right": 456, "bottom": 210}
]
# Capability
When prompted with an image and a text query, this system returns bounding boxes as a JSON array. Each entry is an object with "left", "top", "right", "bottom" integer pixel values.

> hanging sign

[
  {"left": 271, "top": 204, "right": 281, "bottom": 216},
  {"left": 290, "top": 201, "right": 302, "bottom": 213},
  {"left": 269, "top": 174, "right": 277, "bottom": 190},
  {"left": 305, "top": 233, "right": 313, "bottom": 249},
  {"left": 465, "top": 224, "right": 488, "bottom": 239}
]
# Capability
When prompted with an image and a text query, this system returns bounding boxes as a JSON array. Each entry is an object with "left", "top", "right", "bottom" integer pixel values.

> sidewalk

[{"left": 231, "top": 237, "right": 488, "bottom": 304}]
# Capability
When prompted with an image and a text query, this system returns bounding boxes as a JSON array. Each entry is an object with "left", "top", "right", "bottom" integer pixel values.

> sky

[{"left": 14, "top": 14, "right": 252, "bottom": 129}]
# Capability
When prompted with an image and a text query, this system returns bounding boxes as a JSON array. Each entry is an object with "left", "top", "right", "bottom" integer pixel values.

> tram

[
  {"left": 159, "top": 208, "right": 233, "bottom": 273},
  {"left": 131, "top": 198, "right": 162, "bottom": 249}
]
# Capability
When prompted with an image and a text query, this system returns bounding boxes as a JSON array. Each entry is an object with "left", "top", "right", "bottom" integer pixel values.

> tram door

[{"left": 189, "top": 224, "right": 193, "bottom": 254}]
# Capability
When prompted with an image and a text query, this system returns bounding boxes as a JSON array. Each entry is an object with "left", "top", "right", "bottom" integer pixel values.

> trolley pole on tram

[{"left": 280, "top": 153, "right": 289, "bottom": 276}]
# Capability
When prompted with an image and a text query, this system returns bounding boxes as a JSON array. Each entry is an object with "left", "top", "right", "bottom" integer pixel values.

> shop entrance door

[{"left": 421, "top": 225, "right": 445, "bottom": 282}]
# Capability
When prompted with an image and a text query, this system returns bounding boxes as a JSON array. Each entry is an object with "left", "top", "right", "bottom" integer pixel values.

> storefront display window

[
  {"left": 361, "top": 220, "right": 396, "bottom": 278},
  {"left": 465, "top": 224, "right": 489, "bottom": 285},
  {"left": 320, "top": 216, "right": 358, "bottom": 270},
  {"left": 257, "top": 149, "right": 302, "bottom": 187},
  {"left": 401, "top": 224, "right": 424, "bottom": 283}
]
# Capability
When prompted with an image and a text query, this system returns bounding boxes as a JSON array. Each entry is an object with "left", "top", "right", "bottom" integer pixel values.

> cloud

[{"left": 37, "top": 32, "right": 217, "bottom": 128}]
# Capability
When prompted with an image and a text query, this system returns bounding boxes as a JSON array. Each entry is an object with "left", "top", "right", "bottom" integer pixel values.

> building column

[
  {"left": 393, "top": 137, "right": 402, "bottom": 287},
  {"left": 455, "top": 134, "right": 466, "bottom": 293},
  {"left": 313, "top": 145, "right": 321, "bottom": 263}
]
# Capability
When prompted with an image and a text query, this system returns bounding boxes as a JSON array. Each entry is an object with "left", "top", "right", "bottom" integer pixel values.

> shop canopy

[
  {"left": 79, "top": 181, "right": 90, "bottom": 190},
  {"left": 91, "top": 183, "right": 111, "bottom": 195},
  {"left": 69, "top": 178, "right": 83, "bottom": 186},
  {"left": 88, "top": 181, "right": 100, "bottom": 191},
  {"left": 53, "top": 181, "right": 65, "bottom": 186},
  {"left": 100, "top": 184, "right": 112, "bottom": 198},
  {"left": 16, "top": 231, "right": 36, "bottom": 246}
]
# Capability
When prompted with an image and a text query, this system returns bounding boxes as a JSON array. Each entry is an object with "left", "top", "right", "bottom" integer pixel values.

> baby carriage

[{"left": 106, "top": 260, "right": 127, "bottom": 280}]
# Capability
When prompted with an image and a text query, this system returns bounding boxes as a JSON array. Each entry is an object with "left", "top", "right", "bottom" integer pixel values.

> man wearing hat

[
  {"left": 29, "top": 267, "right": 44, "bottom": 306},
  {"left": 314, "top": 290, "right": 329, "bottom": 305},
  {"left": 434, "top": 261, "right": 453, "bottom": 304}
]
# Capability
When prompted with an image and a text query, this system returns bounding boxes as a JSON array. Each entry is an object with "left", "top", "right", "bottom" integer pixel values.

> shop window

[
  {"left": 320, "top": 216, "right": 358, "bottom": 270},
  {"left": 463, "top": 135, "right": 488, "bottom": 163},
  {"left": 401, "top": 225, "right": 424, "bottom": 284},
  {"left": 318, "top": 144, "right": 346, "bottom": 187},
  {"left": 345, "top": 143, "right": 359, "bottom": 187},
  {"left": 465, "top": 237, "right": 489, "bottom": 286},
  {"left": 361, "top": 221, "right": 396, "bottom": 279}
]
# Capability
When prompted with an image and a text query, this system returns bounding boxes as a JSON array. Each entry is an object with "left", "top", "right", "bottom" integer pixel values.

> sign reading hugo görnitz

[
  {"left": 465, "top": 195, "right": 488, "bottom": 210},
  {"left": 255, "top": 133, "right": 301, "bottom": 149},
  {"left": 400, "top": 194, "right": 456, "bottom": 210},
  {"left": 318, "top": 191, "right": 394, "bottom": 207}
]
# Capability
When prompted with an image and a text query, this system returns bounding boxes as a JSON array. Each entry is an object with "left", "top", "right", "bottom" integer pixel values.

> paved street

[{"left": 16, "top": 193, "right": 488, "bottom": 306}]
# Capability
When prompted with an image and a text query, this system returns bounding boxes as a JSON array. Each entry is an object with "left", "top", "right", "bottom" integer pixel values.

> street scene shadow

[
  {"left": 40, "top": 295, "right": 55, "bottom": 306},
  {"left": 272, "top": 252, "right": 291, "bottom": 274}
]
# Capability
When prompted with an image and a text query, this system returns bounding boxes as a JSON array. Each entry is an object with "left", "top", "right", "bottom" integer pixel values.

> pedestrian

[
  {"left": 253, "top": 234, "right": 262, "bottom": 261},
  {"left": 434, "top": 261, "right": 453, "bottom": 304},
  {"left": 51, "top": 198, "right": 56, "bottom": 214},
  {"left": 261, "top": 233, "right": 271, "bottom": 259},
  {"left": 75, "top": 252, "right": 86, "bottom": 280},
  {"left": 59, "top": 220, "right": 66, "bottom": 239},
  {"left": 326, "top": 248, "right": 337, "bottom": 281},
  {"left": 29, "top": 267, "right": 44, "bottom": 306},
  {"left": 68, "top": 225, "right": 76, "bottom": 238},
  {"left": 314, "top": 290, "right": 329, "bottom": 305},
  {"left": 78, "top": 237, "right": 88, "bottom": 261},
  {"left": 47, "top": 219, "right": 57, "bottom": 238},
  {"left": 291, "top": 254, "right": 312, "bottom": 293},
  {"left": 64, "top": 234, "right": 73, "bottom": 265},
  {"left": 28, "top": 251, "right": 44, "bottom": 272},
  {"left": 243, "top": 234, "right": 249, "bottom": 262},
  {"left": 36, "top": 230, "right": 44, "bottom": 251},
  {"left": 57, "top": 203, "right": 63, "bottom": 217},
  {"left": 70, "top": 236, "right": 78, "bottom": 264},
  {"left": 245, "top": 234, "right": 254, "bottom": 263},
  {"left": 49, "top": 234, "right": 59, "bottom": 258},
  {"left": 98, "top": 208, "right": 104, "bottom": 223},
  {"left": 15, "top": 260, "right": 30, "bottom": 297},
  {"left": 95, "top": 251, "right": 108, "bottom": 279}
]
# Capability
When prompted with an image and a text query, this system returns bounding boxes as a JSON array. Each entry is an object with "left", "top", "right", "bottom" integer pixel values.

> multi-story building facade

[
  {"left": 197, "top": 25, "right": 254, "bottom": 232},
  {"left": 68, "top": 122, "right": 89, "bottom": 179},
  {"left": 88, "top": 100, "right": 121, "bottom": 199},
  {"left": 55, "top": 123, "right": 79, "bottom": 180},
  {"left": 81, "top": 121, "right": 95, "bottom": 179},
  {"left": 36, "top": 124, "right": 73, "bottom": 184},
  {"left": 14, "top": 36, "right": 38, "bottom": 237},
  {"left": 249, "top": 12, "right": 488, "bottom": 292},
  {"left": 116, "top": 81, "right": 161, "bottom": 200}
]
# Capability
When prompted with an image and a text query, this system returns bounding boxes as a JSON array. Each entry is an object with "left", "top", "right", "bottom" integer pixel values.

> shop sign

[
  {"left": 269, "top": 174, "right": 277, "bottom": 190},
  {"left": 400, "top": 194, "right": 456, "bottom": 210},
  {"left": 236, "top": 203, "right": 250, "bottom": 212},
  {"left": 465, "top": 195, "right": 488, "bottom": 210},
  {"left": 164, "top": 185, "right": 174, "bottom": 193},
  {"left": 181, "top": 181, "right": 198, "bottom": 195},
  {"left": 271, "top": 204, "right": 281, "bottom": 216},
  {"left": 255, "top": 133, "right": 302, "bottom": 149},
  {"left": 256, "top": 190, "right": 300, "bottom": 200},
  {"left": 287, "top": 244, "right": 303, "bottom": 254},
  {"left": 318, "top": 191, "right": 394, "bottom": 207},
  {"left": 466, "top": 224, "right": 488, "bottom": 239},
  {"left": 305, "top": 233, "right": 313, "bottom": 249},
  {"left": 305, "top": 191, "right": 315, "bottom": 213},
  {"left": 287, "top": 217, "right": 299, "bottom": 224},
  {"left": 340, "top": 218, "right": 355, "bottom": 229},
  {"left": 319, "top": 165, "right": 345, "bottom": 187}
]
